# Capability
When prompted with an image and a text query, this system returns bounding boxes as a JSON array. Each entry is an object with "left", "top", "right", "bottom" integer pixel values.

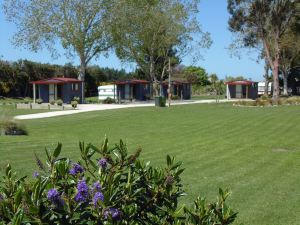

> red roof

[
  {"left": 31, "top": 77, "right": 82, "bottom": 85},
  {"left": 114, "top": 80, "right": 150, "bottom": 85},
  {"left": 225, "top": 80, "right": 257, "bottom": 85}
]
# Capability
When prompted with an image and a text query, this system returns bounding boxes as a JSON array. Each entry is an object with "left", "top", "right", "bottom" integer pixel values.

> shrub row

[
  {"left": 0, "top": 138, "right": 237, "bottom": 224},
  {"left": 234, "top": 96, "right": 300, "bottom": 107}
]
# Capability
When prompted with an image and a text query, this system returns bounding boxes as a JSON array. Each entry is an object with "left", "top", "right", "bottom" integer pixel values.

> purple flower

[
  {"left": 110, "top": 208, "right": 121, "bottom": 221},
  {"left": 69, "top": 163, "right": 84, "bottom": 175},
  {"left": 93, "top": 192, "right": 104, "bottom": 206},
  {"left": 33, "top": 171, "right": 40, "bottom": 178},
  {"left": 47, "top": 188, "right": 63, "bottom": 206},
  {"left": 104, "top": 208, "right": 121, "bottom": 221},
  {"left": 75, "top": 180, "right": 89, "bottom": 202},
  {"left": 92, "top": 181, "right": 102, "bottom": 192},
  {"left": 98, "top": 158, "right": 108, "bottom": 169},
  {"left": 0, "top": 194, "right": 3, "bottom": 201}
]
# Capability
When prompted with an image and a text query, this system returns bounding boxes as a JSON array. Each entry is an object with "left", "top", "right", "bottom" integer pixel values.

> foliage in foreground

[{"left": 0, "top": 138, "right": 237, "bottom": 224}]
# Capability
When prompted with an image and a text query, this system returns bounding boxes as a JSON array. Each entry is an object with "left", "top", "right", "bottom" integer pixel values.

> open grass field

[{"left": 1, "top": 103, "right": 300, "bottom": 224}]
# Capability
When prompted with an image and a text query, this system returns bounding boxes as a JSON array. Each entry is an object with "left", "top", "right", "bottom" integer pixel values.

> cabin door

[
  {"left": 49, "top": 84, "right": 57, "bottom": 101},
  {"left": 236, "top": 85, "right": 242, "bottom": 98},
  {"left": 125, "top": 84, "right": 130, "bottom": 99}
]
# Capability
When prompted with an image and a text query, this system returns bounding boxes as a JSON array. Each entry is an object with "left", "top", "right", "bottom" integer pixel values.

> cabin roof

[{"left": 30, "top": 77, "right": 82, "bottom": 85}]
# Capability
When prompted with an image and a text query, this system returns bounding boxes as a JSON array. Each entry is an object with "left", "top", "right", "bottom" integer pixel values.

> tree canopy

[
  {"left": 110, "top": 0, "right": 211, "bottom": 92},
  {"left": 228, "top": 0, "right": 299, "bottom": 100},
  {"left": 3, "top": 0, "right": 113, "bottom": 82}
]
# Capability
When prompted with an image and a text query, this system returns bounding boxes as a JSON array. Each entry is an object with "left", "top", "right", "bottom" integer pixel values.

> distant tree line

[{"left": 0, "top": 59, "right": 130, "bottom": 98}]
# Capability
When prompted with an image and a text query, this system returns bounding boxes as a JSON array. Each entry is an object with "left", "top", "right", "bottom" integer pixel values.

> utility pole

[{"left": 168, "top": 57, "right": 171, "bottom": 107}]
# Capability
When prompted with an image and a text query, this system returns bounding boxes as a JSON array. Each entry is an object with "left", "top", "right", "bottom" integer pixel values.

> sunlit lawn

[{"left": 1, "top": 103, "right": 300, "bottom": 224}]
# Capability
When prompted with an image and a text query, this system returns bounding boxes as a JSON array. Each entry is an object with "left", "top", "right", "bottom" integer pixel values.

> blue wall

[
  {"left": 39, "top": 85, "right": 49, "bottom": 102},
  {"left": 117, "top": 83, "right": 150, "bottom": 101},
  {"left": 162, "top": 83, "right": 191, "bottom": 100},
  {"left": 37, "top": 83, "right": 83, "bottom": 103},
  {"left": 62, "top": 83, "right": 82, "bottom": 103}
]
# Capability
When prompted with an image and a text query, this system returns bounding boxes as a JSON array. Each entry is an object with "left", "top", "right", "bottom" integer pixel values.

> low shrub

[
  {"left": 71, "top": 100, "right": 78, "bottom": 109},
  {"left": 49, "top": 100, "right": 55, "bottom": 105},
  {"left": 0, "top": 118, "right": 27, "bottom": 136},
  {"left": 86, "top": 97, "right": 100, "bottom": 104},
  {"left": 171, "top": 95, "right": 181, "bottom": 100},
  {"left": 56, "top": 99, "right": 63, "bottom": 106},
  {"left": 103, "top": 97, "right": 115, "bottom": 104},
  {"left": 23, "top": 97, "right": 32, "bottom": 104},
  {"left": 0, "top": 137, "right": 237, "bottom": 224},
  {"left": 256, "top": 98, "right": 272, "bottom": 106},
  {"left": 73, "top": 96, "right": 80, "bottom": 102},
  {"left": 36, "top": 98, "right": 43, "bottom": 104}
]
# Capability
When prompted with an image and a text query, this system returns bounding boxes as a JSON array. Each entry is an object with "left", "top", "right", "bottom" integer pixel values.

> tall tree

[
  {"left": 279, "top": 3, "right": 300, "bottom": 95},
  {"left": 110, "top": 0, "right": 211, "bottom": 96},
  {"left": 183, "top": 66, "right": 209, "bottom": 85},
  {"left": 228, "top": 0, "right": 298, "bottom": 100},
  {"left": 279, "top": 26, "right": 300, "bottom": 95},
  {"left": 3, "top": 0, "right": 112, "bottom": 99}
]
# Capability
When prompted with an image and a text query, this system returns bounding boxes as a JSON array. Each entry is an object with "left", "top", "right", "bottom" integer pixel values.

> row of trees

[
  {"left": 0, "top": 60, "right": 129, "bottom": 97},
  {"left": 3, "top": 0, "right": 212, "bottom": 97},
  {"left": 228, "top": 0, "right": 300, "bottom": 100}
]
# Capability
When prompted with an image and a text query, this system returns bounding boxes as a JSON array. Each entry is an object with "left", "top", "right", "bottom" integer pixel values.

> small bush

[
  {"left": 0, "top": 137, "right": 237, "bottom": 224},
  {"left": 71, "top": 100, "right": 78, "bottom": 109},
  {"left": 23, "top": 97, "right": 32, "bottom": 104},
  {"left": 49, "top": 100, "right": 55, "bottom": 105},
  {"left": 36, "top": 98, "right": 43, "bottom": 104},
  {"left": 56, "top": 99, "right": 63, "bottom": 106},
  {"left": 0, "top": 119, "right": 27, "bottom": 136},
  {"left": 103, "top": 97, "right": 115, "bottom": 104},
  {"left": 260, "top": 95, "right": 270, "bottom": 101},
  {"left": 73, "top": 96, "right": 80, "bottom": 102},
  {"left": 256, "top": 98, "right": 272, "bottom": 106},
  {"left": 171, "top": 95, "right": 181, "bottom": 100}
]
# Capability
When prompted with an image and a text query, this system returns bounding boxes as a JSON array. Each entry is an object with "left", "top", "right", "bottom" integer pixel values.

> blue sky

[{"left": 0, "top": 0, "right": 264, "bottom": 81}]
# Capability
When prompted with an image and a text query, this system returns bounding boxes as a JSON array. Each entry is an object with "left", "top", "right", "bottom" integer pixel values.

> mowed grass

[{"left": 1, "top": 103, "right": 300, "bottom": 224}]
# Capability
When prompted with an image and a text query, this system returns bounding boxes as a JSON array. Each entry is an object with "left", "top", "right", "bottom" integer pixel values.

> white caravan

[
  {"left": 98, "top": 85, "right": 117, "bottom": 100},
  {"left": 258, "top": 82, "right": 272, "bottom": 96}
]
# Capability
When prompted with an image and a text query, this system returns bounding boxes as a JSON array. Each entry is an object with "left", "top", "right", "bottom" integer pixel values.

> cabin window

[{"left": 72, "top": 83, "right": 79, "bottom": 91}]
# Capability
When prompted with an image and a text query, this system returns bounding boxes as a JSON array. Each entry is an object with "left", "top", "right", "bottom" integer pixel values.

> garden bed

[
  {"left": 16, "top": 103, "right": 73, "bottom": 110},
  {"left": 233, "top": 96, "right": 300, "bottom": 107}
]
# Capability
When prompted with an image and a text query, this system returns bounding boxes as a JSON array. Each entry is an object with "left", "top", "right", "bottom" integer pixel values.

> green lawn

[{"left": 1, "top": 103, "right": 300, "bottom": 224}]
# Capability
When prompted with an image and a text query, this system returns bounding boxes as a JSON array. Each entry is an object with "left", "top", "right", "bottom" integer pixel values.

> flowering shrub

[{"left": 0, "top": 137, "right": 237, "bottom": 224}]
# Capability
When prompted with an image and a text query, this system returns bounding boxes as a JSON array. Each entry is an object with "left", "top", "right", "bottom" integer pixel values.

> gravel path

[{"left": 14, "top": 99, "right": 233, "bottom": 120}]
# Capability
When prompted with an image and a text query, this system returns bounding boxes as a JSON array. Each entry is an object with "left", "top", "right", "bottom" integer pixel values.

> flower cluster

[
  {"left": 69, "top": 163, "right": 84, "bottom": 175},
  {"left": 75, "top": 180, "right": 89, "bottom": 202},
  {"left": 93, "top": 192, "right": 104, "bottom": 206},
  {"left": 98, "top": 158, "right": 108, "bottom": 169},
  {"left": 33, "top": 171, "right": 40, "bottom": 178},
  {"left": 47, "top": 188, "right": 63, "bottom": 206},
  {"left": 104, "top": 208, "right": 122, "bottom": 221},
  {"left": 92, "top": 181, "right": 102, "bottom": 192}
]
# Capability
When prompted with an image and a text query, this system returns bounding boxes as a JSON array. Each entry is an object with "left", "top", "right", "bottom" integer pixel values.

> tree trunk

[
  {"left": 78, "top": 59, "right": 86, "bottom": 103},
  {"left": 272, "top": 57, "right": 280, "bottom": 101},
  {"left": 149, "top": 56, "right": 159, "bottom": 96},
  {"left": 263, "top": 40, "right": 280, "bottom": 101},
  {"left": 264, "top": 59, "right": 269, "bottom": 96}
]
